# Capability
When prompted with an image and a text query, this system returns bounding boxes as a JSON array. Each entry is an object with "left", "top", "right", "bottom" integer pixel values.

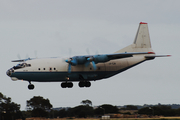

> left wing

[{"left": 106, "top": 52, "right": 155, "bottom": 60}]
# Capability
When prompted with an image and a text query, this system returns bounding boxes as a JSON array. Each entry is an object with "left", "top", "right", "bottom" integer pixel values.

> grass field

[{"left": 25, "top": 117, "right": 180, "bottom": 120}]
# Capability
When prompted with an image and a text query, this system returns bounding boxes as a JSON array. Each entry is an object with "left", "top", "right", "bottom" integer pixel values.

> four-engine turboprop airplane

[{"left": 6, "top": 22, "right": 170, "bottom": 90}]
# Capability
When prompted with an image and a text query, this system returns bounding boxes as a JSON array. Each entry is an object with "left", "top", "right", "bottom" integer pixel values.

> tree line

[{"left": 1, "top": 92, "right": 180, "bottom": 120}]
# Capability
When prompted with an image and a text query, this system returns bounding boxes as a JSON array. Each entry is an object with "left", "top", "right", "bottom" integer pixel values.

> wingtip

[{"left": 148, "top": 52, "right": 155, "bottom": 54}]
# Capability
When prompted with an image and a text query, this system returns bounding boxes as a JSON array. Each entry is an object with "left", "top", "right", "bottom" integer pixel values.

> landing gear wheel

[
  {"left": 28, "top": 84, "right": 34, "bottom": 90},
  {"left": 61, "top": 83, "right": 66, "bottom": 88},
  {"left": 61, "top": 82, "right": 73, "bottom": 88},
  {"left": 78, "top": 81, "right": 91, "bottom": 88},
  {"left": 85, "top": 81, "right": 91, "bottom": 87},
  {"left": 67, "top": 82, "right": 73, "bottom": 88},
  {"left": 79, "top": 82, "right": 85, "bottom": 88}
]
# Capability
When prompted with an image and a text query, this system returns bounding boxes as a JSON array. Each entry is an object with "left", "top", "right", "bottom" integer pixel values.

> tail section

[{"left": 115, "top": 22, "right": 154, "bottom": 53}]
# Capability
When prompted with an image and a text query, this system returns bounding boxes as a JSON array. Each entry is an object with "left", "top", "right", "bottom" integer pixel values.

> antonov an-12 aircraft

[{"left": 6, "top": 22, "right": 170, "bottom": 90}]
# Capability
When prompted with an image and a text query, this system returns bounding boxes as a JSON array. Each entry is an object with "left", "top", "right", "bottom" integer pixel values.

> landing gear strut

[
  {"left": 61, "top": 82, "right": 73, "bottom": 88},
  {"left": 28, "top": 81, "right": 35, "bottom": 90},
  {"left": 79, "top": 81, "right": 91, "bottom": 88}
]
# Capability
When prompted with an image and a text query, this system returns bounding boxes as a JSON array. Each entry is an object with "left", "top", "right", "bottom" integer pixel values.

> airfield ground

[{"left": 25, "top": 117, "right": 180, "bottom": 120}]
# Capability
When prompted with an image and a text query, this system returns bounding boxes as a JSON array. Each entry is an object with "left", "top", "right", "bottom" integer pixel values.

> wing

[
  {"left": 106, "top": 52, "right": 155, "bottom": 60},
  {"left": 11, "top": 58, "right": 32, "bottom": 62}
]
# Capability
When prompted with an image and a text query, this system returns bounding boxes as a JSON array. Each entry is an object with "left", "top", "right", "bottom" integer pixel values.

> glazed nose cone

[{"left": 6, "top": 69, "right": 12, "bottom": 77}]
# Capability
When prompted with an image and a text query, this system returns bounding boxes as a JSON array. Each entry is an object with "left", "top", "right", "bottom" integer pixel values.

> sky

[{"left": 0, "top": 0, "right": 179, "bottom": 110}]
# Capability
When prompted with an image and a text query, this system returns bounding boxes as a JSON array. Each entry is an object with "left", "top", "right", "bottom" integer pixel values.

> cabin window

[
  {"left": 38, "top": 68, "right": 40, "bottom": 70},
  {"left": 13, "top": 63, "right": 31, "bottom": 70},
  {"left": 27, "top": 64, "right": 31, "bottom": 67},
  {"left": 54, "top": 68, "right": 56, "bottom": 70},
  {"left": 50, "top": 68, "right": 52, "bottom": 71},
  {"left": 43, "top": 68, "right": 45, "bottom": 70}
]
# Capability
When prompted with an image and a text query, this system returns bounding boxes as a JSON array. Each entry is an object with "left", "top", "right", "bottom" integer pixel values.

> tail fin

[{"left": 115, "top": 22, "right": 154, "bottom": 53}]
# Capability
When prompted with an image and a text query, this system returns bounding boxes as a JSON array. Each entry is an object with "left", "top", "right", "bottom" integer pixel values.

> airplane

[{"left": 6, "top": 22, "right": 170, "bottom": 90}]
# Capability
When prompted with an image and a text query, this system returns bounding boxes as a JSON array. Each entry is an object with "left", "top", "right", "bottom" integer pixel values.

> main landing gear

[
  {"left": 79, "top": 81, "right": 91, "bottom": 88},
  {"left": 61, "top": 82, "right": 73, "bottom": 88},
  {"left": 28, "top": 81, "right": 35, "bottom": 90},
  {"left": 27, "top": 81, "right": 91, "bottom": 89},
  {"left": 60, "top": 81, "right": 91, "bottom": 88}
]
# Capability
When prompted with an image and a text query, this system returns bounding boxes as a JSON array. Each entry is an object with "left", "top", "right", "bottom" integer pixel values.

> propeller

[
  {"left": 85, "top": 49, "right": 97, "bottom": 70},
  {"left": 34, "top": 50, "right": 38, "bottom": 58},
  {"left": 65, "top": 58, "right": 72, "bottom": 73},
  {"left": 68, "top": 64, "right": 71, "bottom": 73},
  {"left": 17, "top": 54, "right": 21, "bottom": 60},
  {"left": 91, "top": 61, "right": 97, "bottom": 70},
  {"left": 86, "top": 57, "right": 97, "bottom": 70},
  {"left": 65, "top": 58, "right": 78, "bottom": 73},
  {"left": 86, "top": 48, "right": 90, "bottom": 55},
  {"left": 65, "top": 53, "right": 108, "bottom": 72}
]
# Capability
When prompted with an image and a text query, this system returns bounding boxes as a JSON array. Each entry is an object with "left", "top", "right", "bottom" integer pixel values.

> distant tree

[
  {"left": 26, "top": 96, "right": 52, "bottom": 117},
  {"left": 138, "top": 105, "right": 176, "bottom": 116},
  {"left": 94, "top": 107, "right": 104, "bottom": 115},
  {"left": 138, "top": 107, "right": 152, "bottom": 115},
  {"left": 0, "top": 92, "right": 22, "bottom": 120},
  {"left": 125, "top": 105, "right": 138, "bottom": 110},
  {"left": 81, "top": 99, "right": 92, "bottom": 106},
  {"left": 68, "top": 105, "right": 94, "bottom": 118},
  {"left": 52, "top": 109, "right": 68, "bottom": 118},
  {"left": 95, "top": 104, "right": 119, "bottom": 115},
  {"left": 58, "top": 109, "right": 68, "bottom": 118}
]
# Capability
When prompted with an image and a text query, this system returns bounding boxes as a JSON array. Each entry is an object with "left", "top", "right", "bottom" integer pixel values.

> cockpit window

[{"left": 13, "top": 63, "right": 31, "bottom": 70}]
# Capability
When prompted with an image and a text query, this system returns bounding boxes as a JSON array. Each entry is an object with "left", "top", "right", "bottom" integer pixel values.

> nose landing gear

[{"left": 28, "top": 81, "right": 35, "bottom": 90}]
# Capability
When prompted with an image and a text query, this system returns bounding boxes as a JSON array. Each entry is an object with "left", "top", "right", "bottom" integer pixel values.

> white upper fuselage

[{"left": 7, "top": 55, "right": 147, "bottom": 82}]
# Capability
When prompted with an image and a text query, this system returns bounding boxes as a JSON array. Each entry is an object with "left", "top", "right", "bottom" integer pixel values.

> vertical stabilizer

[
  {"left": 115, "top": 22, "right": 154, "bottom": 53},
  {"left": 134, "top": 22, "right": 151, "bottom": 48}
]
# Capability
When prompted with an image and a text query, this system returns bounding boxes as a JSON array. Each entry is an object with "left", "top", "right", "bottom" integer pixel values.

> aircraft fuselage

[{"left": 7, "top": 56, "right": 146, "bottom": 82}]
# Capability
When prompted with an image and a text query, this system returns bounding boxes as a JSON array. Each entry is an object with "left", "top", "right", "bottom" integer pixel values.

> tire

[
  {"left": 67, "top": 82, "right": 73, "bottom": 88},
  {"left": 28, "top": 84, "right": 34, "bottom": 90},
  {"left": 85, "top": 81, "right": 91, "bottom": 87},
  {"left": 61, "top": 83, "right": 66, "bottom": 88},
  {"left": 79, "top": 82, "right": 85, "bottom": 87}
]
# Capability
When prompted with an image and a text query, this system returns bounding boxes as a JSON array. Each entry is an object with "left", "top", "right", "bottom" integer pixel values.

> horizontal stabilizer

[
  {"left": 145, "top": 55, "right": 171, "bottom": 59},
  {"left": 107, "top": 52, "right": 155, "bottom": 60}
]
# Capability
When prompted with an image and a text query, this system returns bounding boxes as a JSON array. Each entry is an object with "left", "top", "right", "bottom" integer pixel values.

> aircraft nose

[{"left": 6, "top": 69, "right": 13, "bottom": 77}]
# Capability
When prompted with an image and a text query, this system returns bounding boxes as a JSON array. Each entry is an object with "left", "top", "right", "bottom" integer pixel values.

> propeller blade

[
  {"left": 69, "top": 48, "right": 72, "bottom": 57},
  {"left": 65, "top": 58, "right": 72, "bottom": 63},
  {"left": 34, "top": 50, "right": 38, "bottom": 58},
  {"left": 85, "top": 61, "right": 90, "bottom": 67},
  {"left": 92, "top": 61, "right": 97, "bottom": 70},
  {"left": 86, "top": 48, "right": 90, "bottom": 55},
  {"left": 68, "top": 64, "right": 71, "bottom": 73},
  {"left": 17, "top": 54, "right": 21, "bottom": 60}
]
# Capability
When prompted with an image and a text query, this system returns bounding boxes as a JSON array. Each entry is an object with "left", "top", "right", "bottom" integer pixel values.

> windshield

[{"left": 13, "top": 63, "right": 31, "bottom": 70}]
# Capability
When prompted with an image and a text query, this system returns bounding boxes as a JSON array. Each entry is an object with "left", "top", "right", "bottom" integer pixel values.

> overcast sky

[{"left": 0, "top": 0, "right": 179, "bottom": 110}]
